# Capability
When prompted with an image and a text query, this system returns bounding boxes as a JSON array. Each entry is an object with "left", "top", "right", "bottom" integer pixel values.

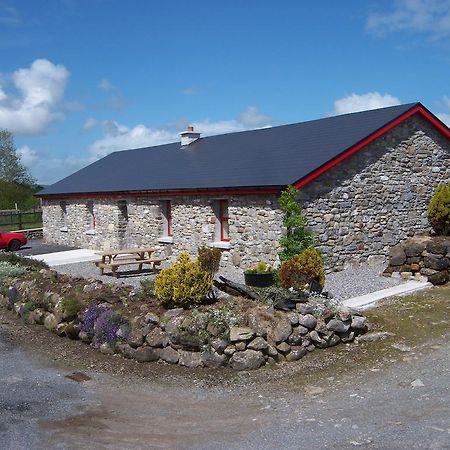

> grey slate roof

[{"left": 39, "top": 103, "right": 421, "bottom": 196}]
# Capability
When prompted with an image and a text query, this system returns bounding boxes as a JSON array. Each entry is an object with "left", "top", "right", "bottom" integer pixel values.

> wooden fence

[{"left": 0, "top": 209, "right": 43, "bottom": 231}]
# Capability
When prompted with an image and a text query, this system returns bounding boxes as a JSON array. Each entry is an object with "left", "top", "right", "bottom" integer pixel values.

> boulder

[
  {"left": 288, "top": 328, "right": 303, "bottom": 346},
  {"left": 229, "top": 326, "right": 255, "bottom": 342},
  {"left": 127, "top": 329, "right": 145, "bottom": 348},
  {"left": 224, "top": 345, "right": 236, "bottom": 356},
  {"left": 351, "top": 316, "right": 368, "bottom": 330},
  {"left": 426, "top": 241, "right": 446, "bottom": 255},
  {"left": 146, "top": 328, "right": 169, "bottom": 348},
  {"left": 296, "top": 303, "right": 316, "bottom": 315},
  {"left": 327, "top": 333, "right": 341, "bottom": 347},
  {"left": 271, "top": 318, "right": 292, "bottom": 343},
  {"left": 229, "top": 350, "right": 265, "bottom": 371},
  {"left": 211, "top": 339, "right": 228, "bottom": 354},
  {"left": 424, "top": 256, "right": 449, "bottom": 271},
  {"left": 159, "top": 346, "right": 179, "bottom": 364},
  {"left": 246, "top": 308, "right": 275, "bottom": 338},
  {"left": 287, "top": 312, "right": 299, "bottom": 325},
  {"left": 285, "top": 346, "right": 307, "bottom": 362},
  {"left": 178, "top": 350, "right": 203, "bottom": 368},
  {"left": 337, "top": 306, "right": 352, "bottom": 322},
  {"left": 298, "top": 314, "right": 317, "bottom": 329},
  {"left": 201, "top": 350, "right": 228, "bottom": 368},
  {"left": 276, "top": 342, "right": 291, "bottom": 355},
  {"left": 428, "top": 270, "right": 449, "bottom": 286},
  {"left": 340, "top": 330, "right": 355, "bottom": 343},
  {"left": 390, "top": 245, "right": 406, "bottom": 266},
  {"left": 235, "top": 341, "right": 246, "bottom": 351},
  {"left": 309, "top": 330, "right": 326, "bottom": 346},
  {"left": 404, "top": 242, "right": 425, "bottom": 257},
  {"left": 117, "top": 343, "right": 136, "bottom": 359},
  {"left": 144, "top": 312, "right": 160, "bottom": 325},
  {"left": 44, "top": 313, "right": 58, "bottom": 332},
  {"left": 247, "top": 337, "right": 268, "bottom": 352},
  {"left": 326, "top": 319, "right": 350, "bottom": 333},
  {"left": 99, "top": 342, "right": 114, "bottom": 355},
  {"left": 166, "top": 314, "right": 207, "bottom": 350},
  {"left": 28, "top": 308, "right": 46, "bottom": 325},
  {"left": 134, "top": 347, "right": 159, "bottom": 363}
]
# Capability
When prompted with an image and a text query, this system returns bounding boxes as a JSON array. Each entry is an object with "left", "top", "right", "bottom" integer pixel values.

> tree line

[{"left": 0, "top": 130, "right": 41, "bottom": 211}]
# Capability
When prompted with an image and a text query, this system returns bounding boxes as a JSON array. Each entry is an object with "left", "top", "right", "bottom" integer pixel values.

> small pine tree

[
  {"left": 278, "top": 185, "right": 314, "bottom": 262},
  {"left": 428, "top": 183, "right": 450, "bottom": 236}
]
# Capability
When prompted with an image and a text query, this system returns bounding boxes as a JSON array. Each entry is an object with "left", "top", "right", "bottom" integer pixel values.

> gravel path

[{"left": 54, "top": 260, "right": 404, "bottom": 300}]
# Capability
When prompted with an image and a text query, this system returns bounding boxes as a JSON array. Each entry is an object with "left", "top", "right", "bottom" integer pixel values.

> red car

[{"left": 0, "top": 230, "right": 28, "bottom": 251}]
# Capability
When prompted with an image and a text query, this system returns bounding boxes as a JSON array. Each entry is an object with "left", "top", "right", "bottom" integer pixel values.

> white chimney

[{"left": 180, "top": 126, "right": 201, "bottom": 146}]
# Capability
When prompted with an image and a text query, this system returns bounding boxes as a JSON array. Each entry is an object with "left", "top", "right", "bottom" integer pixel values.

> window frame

[
  {"left": 160, "top": 199, "right": 173, "bottom": 238},
  {"left": 218, "top": 199, "right": 229, "bottom": 242}
]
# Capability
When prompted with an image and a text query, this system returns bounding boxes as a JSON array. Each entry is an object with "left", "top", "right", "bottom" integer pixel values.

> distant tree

[{"left": 0, "top": 130, "right": 39, "bottom": 210}]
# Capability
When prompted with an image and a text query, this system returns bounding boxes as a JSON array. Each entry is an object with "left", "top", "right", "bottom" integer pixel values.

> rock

[
  {"left": 287, "top": 312, "right": 299, "bottom": 325},
  {"left": 326, "top": 319, "right": 350, "bottom": 333},
  {"left": 247, "top": 337, "right": 268, "bottom": 352},
  {"left": 389, "top": 245, "right": 406, "bottom": 266},
  {"left": 288, "top": 328, "right": 303, "bottom": 346},
  {"left": 229, "top": 350, "right": 265, "bottom": 371},
  {"left": 337, "top": 306, "right": 352, "bottom": 322},
  {"left": 28, "top": 308, "right": 45, "bottom": 325},
  {"left": 201, "top": 350, "right": 228, "bottom": 368},
  {"left": 401, "top": 271, "right": 413, "bottom": 279},
  {"left": 99, "top": 342, "right": 114, "bottom": 355},
  {"left": 404, "top": 242, "right": 425, "bottom": 257},
  {"left": 285, "top": 346, "right": 307, "bottom": 362},
  {"left": 276, "top": 342, "right": 291, "bottom": 355},
  {"left": 340, "top": 331, "right": 355, "bottom": 343},
  {"left": 144, "top": 312, "right": 160, "bottom": 325},
  {"left": 159, "top": 346, "right": 179, "bottom": 364},
  {"left": 357, "top": 331, "right": 395, "bottom": 342},
  {"left": 351, "top": 316, "right": 368, "bottom": 330},
  {"left": 55, "top": 323, "right": 67, "bottom": 337},
  {"left": 246, "top": 309, "right": 273, "bottom": 338},
  {"left": 296, "top": 325, "right": 309, "bottom": 335},
  {"left": 229, "top": 326, "right": 255, "bottom": 342},
  {"left": 271, "top": 318, "right": 292, "bottom": 343},
  {"left": 410, "top": 263, "right": 420, "bottom": 272},
  {"left": 65, "top": 323, "right": 80, "bottom": 340},
  {"left": 267, "top": 344, "right": 278, "bottom": 357},
  {"left": 424, "top": 256, "right": 449, "bottom": 271},
  {"left": 44, "top": 313, "right": 58, "bottom": 332},
  {"left": 298, "top": 314, "right": 317, "bottom": 329},
  {"left": 410, "top": 378, "right": 424, "bottom": 388},
  {"left": 117, "top": 343, "right": 136, "bottom": 359},
  {"left": 327, "top": 333, "right": 341, "bottom": 346},
  {"left": 224, "top": 345, "right": 236, "bottom": 356},
  {"left": 116, "top": 323, "right": 131, "bottom": 340},
  {"left": 178, "top": 350, "right": 203, "bottom": 368},
  {"left": 165, "top": 314, "right": 205, "bottom": 350},
  {"left": 127, "top": 329, "right": 145, "bottom": 348},
  {"left": 146, "top": 328, "right": 169, "bottom": 348},
  {"left": 296, "top": 303, "right": 316, "bottom": 315},
  {"left": 235, "top": 341, "right": 246, "bottom": 351},
  {"left": 79, "top": 331, "right": 92, "bottom": 344},
  {"left": 309, "top": 330, "right": 325, "bottom": 346},
  {"left": 426, "top": 241, "right": 446, "bottom": 255},
  {"left": 428, "top": 270, "right": 449, "bottom": 285},
  {"left": 420, "top": 267, "right": 438, "bottom": 276},
  {"left": 211, "top": 339, "right": 228, "bottom": 354},
  {"left": 391, "top": 343, "right": 412, "bottom": 352},
  {"left": 134, "top": 347, "right": 159, "bottom": 363}
]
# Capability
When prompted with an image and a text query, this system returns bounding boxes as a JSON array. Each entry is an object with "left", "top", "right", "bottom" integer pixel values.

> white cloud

[
  {"left": 98, "top": 78, "right": 127, "bottom": 111},
  {"left": 438, "top": 113, "right": 450, "bottom": 126},
  {"left": 367, "top": 0, "right": 450, "bottom": 38},
  {"left": 82, "top": 117, "right": 98, "bottom": 131},
  {"left": 89, "top": 106, "right": 272, "bottom": 159},
  {"left": 0, "top": 2, "right": 21, "bottom": 26},
  {"left": 17, "top": 145, "right": 39, "bottom": 166},
  {"left": 0, "top": 59, "right": 70, "bottom": 135},
  {"left": 333, "top": 92, "right": 401, "bottom": 115}
]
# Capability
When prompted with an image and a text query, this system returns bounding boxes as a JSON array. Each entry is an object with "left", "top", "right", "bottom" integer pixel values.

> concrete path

[
  {"left": 31, "top": 249, "right": 100, "bottom": 267},
  {"left": 343, "top": 279, "right": 432, "bottom": 310}
]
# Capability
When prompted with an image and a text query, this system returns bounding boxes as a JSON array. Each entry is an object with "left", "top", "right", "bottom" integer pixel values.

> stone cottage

[{"left": 38, "top": 103, "right": 450, "bottom": 271}]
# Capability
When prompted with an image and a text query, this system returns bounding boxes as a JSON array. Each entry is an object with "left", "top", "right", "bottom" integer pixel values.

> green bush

[
  {"left": 139, "top": 278, "right": 155, "bottom": 299},
  {"left": 197, "top": 245, "right": 221, "bottom": 276},
  {"left": 278, "top": 185, "right": 314, "bottom": 262},
  {"left": 154, "top": 252, "right": 213, "bottom": 308},
  {"left": 0, "top": 253, "right": 48, "bottom": 270},
  {"left": 428, "top": 183, "right": 450, "bottom": 236},
  {"left": 22, "top": 301, "right": 36, "bottom": 320},
  {"left": 279, "top": 248, "right": 325, "bottom": 290},
  {"left": 245, "top": 260, "right": 272, "bottom": 274},
  {"left": 61, "top": 297, "right": 83, "bottom": 320}
]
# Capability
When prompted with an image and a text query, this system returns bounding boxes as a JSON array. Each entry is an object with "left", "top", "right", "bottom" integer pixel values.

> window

[
  {"left": 59, "top": 201, "right": 68, "bottom": 231},
  {"left": 160, "top": 200, "right": 172, "bottom": 237},
  {"left": 215, "top": 199, "right": 229, "bottom": 242},
  {"left": 86, "top": 200, "right": 95, "bottom": 231}
]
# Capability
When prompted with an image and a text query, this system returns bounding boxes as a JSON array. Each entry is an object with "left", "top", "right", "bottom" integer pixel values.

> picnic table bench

[{"left": 94, "top": 247, "right": 164, "bottom": 278}]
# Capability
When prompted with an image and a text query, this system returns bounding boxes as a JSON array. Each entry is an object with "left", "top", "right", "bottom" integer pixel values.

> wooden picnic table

[{"left": 94, "top": 247, "right": 164, "bottom": 278}]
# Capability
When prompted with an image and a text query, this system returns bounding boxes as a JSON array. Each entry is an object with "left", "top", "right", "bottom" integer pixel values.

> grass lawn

[{"left": 0, "top": 222, "right": 42, "bottom": 231}]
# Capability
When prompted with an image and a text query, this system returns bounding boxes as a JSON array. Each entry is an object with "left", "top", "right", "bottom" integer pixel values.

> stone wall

[
  {"left": 42, "top": 195, "right": 283, "bottom": 271},
  {"left": 299, "top": 116, "right": 450, "bottom": 270},
  {"left": 42, "top": 115, "right": 449, "bottom": 272}
]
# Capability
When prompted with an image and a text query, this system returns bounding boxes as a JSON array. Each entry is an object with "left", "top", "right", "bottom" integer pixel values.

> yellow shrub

[
  {"left": 155, "top": 252, "right": 213, "bottom": 307},
  {"left": 279, "top": 248, "right": 325, "bottom": 290}
]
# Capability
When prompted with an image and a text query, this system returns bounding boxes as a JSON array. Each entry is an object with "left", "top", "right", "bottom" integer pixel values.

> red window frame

[
  {"left": 163, "top": 200, "right": 173, "bottom": 237},
  {"left": 219, "top": 199, "right": 229, "bottom": 242}
]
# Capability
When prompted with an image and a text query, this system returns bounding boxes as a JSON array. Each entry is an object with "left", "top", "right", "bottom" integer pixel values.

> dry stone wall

[{"left": 42, "top": 115, "right": 449, "bottom": 272}]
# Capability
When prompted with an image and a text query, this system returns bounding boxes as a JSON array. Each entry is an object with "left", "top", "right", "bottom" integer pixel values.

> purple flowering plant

[{"left": 79, "top": 304, "right": 107, "bottom": 337}]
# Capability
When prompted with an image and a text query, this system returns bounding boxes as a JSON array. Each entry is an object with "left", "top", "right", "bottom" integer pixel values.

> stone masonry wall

[
  {"left": 42, "top": 115, "right": 449, "bottom": 272},
  {"left": 299, "top": 116, "right": 450, "bottom": 270}
]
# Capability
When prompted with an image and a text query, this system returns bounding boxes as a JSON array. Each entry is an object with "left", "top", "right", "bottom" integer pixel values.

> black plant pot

[{"left": 244, "top": 272, "right": 275, "bottom": 288}]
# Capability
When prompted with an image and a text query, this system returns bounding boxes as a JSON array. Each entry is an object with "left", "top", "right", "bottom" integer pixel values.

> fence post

[{"left": 18, "top": 211, "right": 22, "bottom": 230}]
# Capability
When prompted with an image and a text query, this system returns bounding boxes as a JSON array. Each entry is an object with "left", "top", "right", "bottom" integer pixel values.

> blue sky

[{"left": 1, "top": 0, "right": 450, "bottom": 184}]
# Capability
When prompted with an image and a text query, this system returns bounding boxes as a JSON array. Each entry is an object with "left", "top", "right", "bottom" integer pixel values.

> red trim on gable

[
  {"left": 39, "top": 187, "right": 281, "bottom": 200},
  {"left": 294, "top": 104, "right": 450, "bottom": 189}
]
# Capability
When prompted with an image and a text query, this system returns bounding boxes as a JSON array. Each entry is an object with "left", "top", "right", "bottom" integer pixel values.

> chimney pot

[
  {"left": 187, "top": 126, "right": 194, "bottom": 132},
  {"left": 180, "top": 125, "right": 201, "bottom": 146}
]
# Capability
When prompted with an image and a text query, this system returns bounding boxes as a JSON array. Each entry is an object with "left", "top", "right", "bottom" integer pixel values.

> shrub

[
  {"left": 197, "top": 245, "right": 221, "bottom": 276},
  {"left": 22, "top": 301, "right": 36, "bottom": 320},
  {"left": 93, "top": 310, "right": 127, "bottom": 347},
  {"left": 154, "top": 251, "right": 213, "bottom": 308},
  {"left": 79, "top": 304, "right": 108, "bottom": 337},
  {"left": 0, "top": 261, "right": 26, "bottom": 281},
  {"left": 61, "top": 297, "right": 83, "bottom": 320},
  {"left": 278, "top": 185, "right": 314, "bottom": 263},
  {"left": 0, "top": 253, "right": 48, "bottom": 270},
  {"left": 428, "top": 182, "right": 450, "bottom": 236},
  {"left": 139, "top": 278, "right": 155, "bottom": 299},
  {"left": 245, "top": 260, "right": 272, "bottom": 274},
  {"left": 279, "top": 248, "right": 325, "bottom": 290}
]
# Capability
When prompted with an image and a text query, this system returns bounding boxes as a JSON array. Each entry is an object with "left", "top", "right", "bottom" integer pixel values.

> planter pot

[{"left": 244, "top": 272, "right": 275, "bottom": 288}]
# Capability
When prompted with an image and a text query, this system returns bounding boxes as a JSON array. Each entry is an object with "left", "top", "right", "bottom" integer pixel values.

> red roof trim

[
  {"left": 39, "top": 187, "right": 281, "bottom": 200},
  {"left": 294, "top": 104, "right": 450, "bottom": 189}
]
